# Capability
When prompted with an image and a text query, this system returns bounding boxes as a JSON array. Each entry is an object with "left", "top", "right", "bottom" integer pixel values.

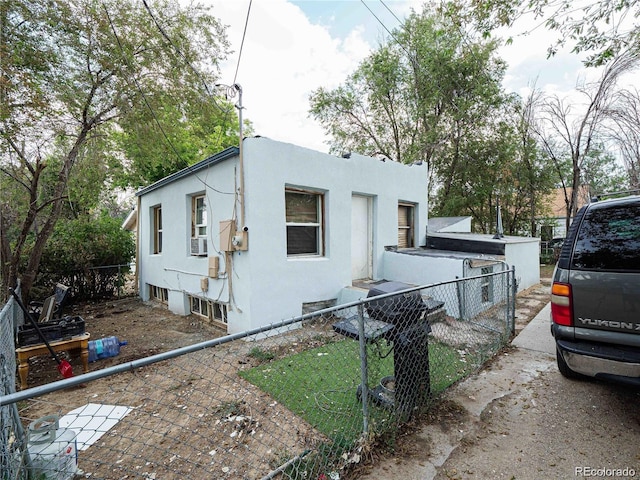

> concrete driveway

[{"left": 358, "top": 301, "right": 640, "bottom": 479}]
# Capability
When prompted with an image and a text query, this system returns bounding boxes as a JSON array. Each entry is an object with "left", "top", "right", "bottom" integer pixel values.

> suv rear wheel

[{"left": 556, "top": 347, "right": 581, "bottom": 379}]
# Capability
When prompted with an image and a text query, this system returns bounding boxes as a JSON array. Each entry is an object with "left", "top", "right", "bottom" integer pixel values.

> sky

[{"left": 205, "top": 0, "right": 605, "bottom": 153}]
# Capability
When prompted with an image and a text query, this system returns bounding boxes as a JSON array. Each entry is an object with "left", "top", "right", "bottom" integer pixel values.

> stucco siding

[
  {"left": 137, "top": 137, "right": 428, "bottom": 333},
  {"left": 505, "top": 240, "right": 540, "bottom": 291},
  {"left": 235, "top": 138, "right": 428, "bottom": 332}
]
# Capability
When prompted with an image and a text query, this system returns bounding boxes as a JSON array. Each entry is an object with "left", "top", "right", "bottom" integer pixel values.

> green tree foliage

[
  {"left": 35, "top": 215, "right": 135, "bottom": 300},
  {"left": 310, "top": 6, "right": 555, "bottom": 235},
  {"left": 310, "top": 9, "right": 506, "bottom": 170},
  {"left": 112, "top": 77, "right": 248, "bottom": 188},
  {"left": 452, "top": 0, "right": 640, "bottom": 66},
  {"left": 0, "top": 0, "right": 233, "bottom": 299},
  {"left": 580, "top": 147, "right": 629, "bottom": 196}
]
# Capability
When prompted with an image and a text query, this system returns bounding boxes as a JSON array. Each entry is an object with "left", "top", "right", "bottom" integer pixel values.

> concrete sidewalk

[{"left": 512, "top": 302, "right": 555, "bottom": 355}]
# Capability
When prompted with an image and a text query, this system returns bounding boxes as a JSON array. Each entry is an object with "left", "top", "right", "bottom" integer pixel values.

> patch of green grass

[
  {"left": 239, "top": 338, "right": 469, "bottom": 442},
  {"left": 248, "top": 346, "right": 276, "bottom": 363}
]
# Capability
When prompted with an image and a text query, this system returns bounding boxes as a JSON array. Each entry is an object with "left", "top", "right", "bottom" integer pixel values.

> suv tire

[{"left": 556, "top": 347, "right": 581, "bottom": 380}]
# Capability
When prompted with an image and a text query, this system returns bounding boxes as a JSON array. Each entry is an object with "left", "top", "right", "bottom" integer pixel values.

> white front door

[{"left": 351, "top": 195, "right": 372, "bottom": 280}]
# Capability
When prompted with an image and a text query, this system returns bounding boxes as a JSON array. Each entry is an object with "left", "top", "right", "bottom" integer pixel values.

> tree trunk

[{"left": 7, "top": 125, "right": 90, "bottom": 301}]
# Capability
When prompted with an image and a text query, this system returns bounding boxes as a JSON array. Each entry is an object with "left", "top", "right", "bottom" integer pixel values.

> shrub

[{"left": 36, "top": 215, "right": 135, "bottom": 301}]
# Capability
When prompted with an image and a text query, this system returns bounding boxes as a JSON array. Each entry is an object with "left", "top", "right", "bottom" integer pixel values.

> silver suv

[{"left": 551, "top": 195, "right": 640, "bottom": 385}]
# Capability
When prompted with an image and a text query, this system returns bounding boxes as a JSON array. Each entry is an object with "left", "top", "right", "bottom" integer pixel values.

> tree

[
  {"left": 534, "top": 51, "right": 637, "bottom": 233},
  {"left": 0, "top": 0, "right": 231, "bottom": 300},
  {"left": 454, "top": 0, "right": 640, "bottom": 66},
  {"left": 512, "top": 88, "right": 557, "bottom": 236},
  {"left": 310, "top": 6, "right": 558, "bottom": 233},
  {"left": 431, "top": 94, "right": 555, "bottom": 236},
  {"left": 36, "top": 215, "right": 136, "bottom": 300},
  {"left": 605, "top": 88, "right": 640, "bottom": 190},
  {"left": 112, "top": 82, "right": 248, "bottom": 188},
  {"left": 309, "top": 8, "right": 506, "bottom": 170}
]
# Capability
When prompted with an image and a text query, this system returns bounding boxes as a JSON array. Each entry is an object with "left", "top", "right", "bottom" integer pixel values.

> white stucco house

[
  {"left": 136, "top": 137, "right": 428, "bottom": 333},
  {"left": 135, "top": 137, "right": 539, "bottom": 333}
]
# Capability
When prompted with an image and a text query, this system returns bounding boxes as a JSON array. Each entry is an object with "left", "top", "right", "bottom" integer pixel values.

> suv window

[{"left": 571, "top": 203, "right": 640, "bottom": 271}]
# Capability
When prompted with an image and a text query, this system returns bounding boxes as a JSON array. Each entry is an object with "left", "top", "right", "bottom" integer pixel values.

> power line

[
  {"left": 379, "top": 0, "right": 403, "bottom": 25},
  {"left": 359, "top": 0, "right": 412, "bottom": 59},
  {"left": 141, "top": 0, "right": 232, "bottom": 117},
  {"left": 102, "top": 3, "right": 235, "bottom": 196},
  {"left": 234, "top": 0, "right": 253, "bottom": 84}
]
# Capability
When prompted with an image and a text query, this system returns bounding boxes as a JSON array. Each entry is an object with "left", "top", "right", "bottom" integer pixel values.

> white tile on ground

[{"left": 59, "top": 403, "right": 133, "bottom": 451}]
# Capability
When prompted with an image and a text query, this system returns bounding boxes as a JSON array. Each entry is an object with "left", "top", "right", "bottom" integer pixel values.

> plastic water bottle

[{"left": 88, "top": 336, "right": 127, "bottom": 362}]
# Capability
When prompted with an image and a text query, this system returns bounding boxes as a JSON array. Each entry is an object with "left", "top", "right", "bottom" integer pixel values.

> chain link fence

[
  {"left": 1, "top": 285, "right": 25, "bottom": 480},
  {"left": 2, "top": 269, "right": 515, "bottom": 480}
]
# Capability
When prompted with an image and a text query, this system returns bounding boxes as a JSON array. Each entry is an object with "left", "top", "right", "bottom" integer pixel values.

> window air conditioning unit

[{"left": 190, "top": 237, "right": 208, "bottom": 256}]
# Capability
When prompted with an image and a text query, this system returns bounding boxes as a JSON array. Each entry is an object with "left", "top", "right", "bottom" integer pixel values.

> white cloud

[{"left": 209, "top": 0, "right": 372, "bottom": 153}]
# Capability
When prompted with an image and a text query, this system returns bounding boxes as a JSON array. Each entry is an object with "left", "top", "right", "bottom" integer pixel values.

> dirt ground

[
  {"left": 22, "top": 297, "right": 228, "bottom": 388},
  {"left": 18, "top": 297, "right": 334, "bottom": 479}
]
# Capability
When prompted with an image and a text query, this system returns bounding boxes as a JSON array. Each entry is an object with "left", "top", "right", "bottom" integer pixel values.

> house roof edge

[{"left": 135, "top": 146, "right": 239, "bottom": 197}]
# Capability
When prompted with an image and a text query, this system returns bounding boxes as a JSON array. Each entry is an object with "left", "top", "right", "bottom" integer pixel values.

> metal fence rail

[{"left": 1, "top": 269, "right": 515, "bottom": 480}]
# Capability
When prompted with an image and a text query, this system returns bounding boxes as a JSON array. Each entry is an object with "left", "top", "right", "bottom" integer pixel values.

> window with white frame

[
  {"left": 190, "top": 295, "right": 209, "bottom": 318},
  {"left": 398, "top": 203, "right": 415, "bottom": 248},
  {"left": 285, "top": 189, "right": 324, "bottom": 256},
  {"left": 192, "top": 195, "right": 207, "bottom": 238},
  {"left": 153, "top": 205, "right": 162, "bottom": 254},
  {"left": 211, "top": 302, "right": 228, "bottom": 325}
]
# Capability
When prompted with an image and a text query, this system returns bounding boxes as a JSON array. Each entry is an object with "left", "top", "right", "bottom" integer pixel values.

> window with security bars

[
  {"left": 398, "top": 203, "right": 415, "bottom": 248},
  {"left": 153, "top": 205, "right": 162, "bottom": 254},
  {"left": 285, "top": 189, "right": 324, "bottom": 256},
  {"left": 192, "top": 195, "right": 207, "bottom": 237}
]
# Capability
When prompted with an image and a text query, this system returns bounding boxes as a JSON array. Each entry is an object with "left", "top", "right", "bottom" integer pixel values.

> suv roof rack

[{"left": 591, "top": 189, "right": 640, "bottom": 202}]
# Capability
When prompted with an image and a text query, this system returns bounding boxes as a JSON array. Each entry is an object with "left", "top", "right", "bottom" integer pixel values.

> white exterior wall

[
  {"left": 381, "top": 251, "right": 464, "bottom": 286},
  {"left": 138, "top": 138, "right": 428, "bottom": 333},
  {"left": 232, "top": 138, "right": 428, "bottom": 333},
  {"left": 439, "top": 218, "right": 472, "bottom": 233},
  {"left": 505, "top": 240, "right": 540, "bottom": 291},
  {"left": 137, "top": 156, "right": 237, "bottom": 314}
]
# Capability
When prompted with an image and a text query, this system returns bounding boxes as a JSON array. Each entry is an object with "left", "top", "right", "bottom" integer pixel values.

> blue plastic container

[{"left": 88, "top": 336, "right": 127, "bottom": 362}]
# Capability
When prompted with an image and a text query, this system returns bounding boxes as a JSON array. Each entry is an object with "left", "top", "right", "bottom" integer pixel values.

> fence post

[
  {"left": 504, "top": 268, "right": 510, "bottom": 336},
  {"left": 357, "top": 303, "right": 369, "bottom": 435},
  {"left": 510, "top": 267, "right": 517, "bottom": 335}
]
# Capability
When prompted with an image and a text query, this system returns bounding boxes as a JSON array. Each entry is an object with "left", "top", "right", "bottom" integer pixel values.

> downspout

[{"left": 135, "top": 196, "right": 141, "bottom": 296}]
